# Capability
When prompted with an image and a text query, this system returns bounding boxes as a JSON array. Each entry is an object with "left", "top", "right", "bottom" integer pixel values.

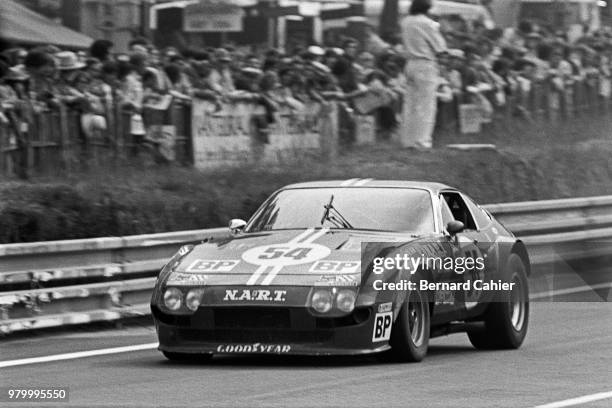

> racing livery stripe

[
  {"left": 246, "top": 265, "right": 273, "bottom": 286},
  {"left": 300, "top": 228, "right": 329, "bottom": 244},
  {"left": 246, "top": 228, "right": 331, "bottom": 285},
  {"left": 289, "top": 228, "right": 316, "bottom": 244},
  {"left": 260, "top": 265, "right": 285, "bottom": 285}
]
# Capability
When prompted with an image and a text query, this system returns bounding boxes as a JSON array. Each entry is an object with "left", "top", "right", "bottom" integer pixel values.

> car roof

[{"left": 282, "top": 179, "right": 453, "bottom": 194}]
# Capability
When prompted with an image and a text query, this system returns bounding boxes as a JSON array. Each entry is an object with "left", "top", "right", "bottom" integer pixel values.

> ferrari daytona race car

[{"left": 151, "top": 180, "right": 530, "bottom": 362}]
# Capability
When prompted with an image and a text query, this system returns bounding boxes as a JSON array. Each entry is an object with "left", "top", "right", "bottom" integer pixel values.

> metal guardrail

[{"left": 1, "top": 196, "right": 611, "bottom": 334}]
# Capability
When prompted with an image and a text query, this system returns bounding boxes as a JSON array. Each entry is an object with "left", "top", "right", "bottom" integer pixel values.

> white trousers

[{"left": 399, "top": 59, "right": 439, "bottom": 148}]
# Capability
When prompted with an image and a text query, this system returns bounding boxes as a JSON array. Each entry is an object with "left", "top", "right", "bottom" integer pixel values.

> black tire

[
  {"left": 389, "top": 284, "right": 431, "bottom": 362},
  {"left": 162, "top": 351, "right": 212, "bottom": 363},
  {"left": 467, "top": 253, "right": 529, "bottom": 350}
]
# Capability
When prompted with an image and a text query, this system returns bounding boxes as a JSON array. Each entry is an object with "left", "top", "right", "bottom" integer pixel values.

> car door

[
  {"left": 428, "top": 194, "right": 468, "bottom": 324},
  {"left": 440, "top": 191, "right": 490, "bottom": 314}
]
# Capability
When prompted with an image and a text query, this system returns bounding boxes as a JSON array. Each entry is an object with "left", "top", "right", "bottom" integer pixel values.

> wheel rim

[
  {"left": 408, "top": 290, "right": 426, "bottom": 347},
  {"left": 509, "top": 272, "right": 526, "bottom": 331}
]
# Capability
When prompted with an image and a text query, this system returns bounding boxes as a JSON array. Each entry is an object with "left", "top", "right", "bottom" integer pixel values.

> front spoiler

[
  {"left": 153, "top": 304, "right": 391, "bottom": 357},
  {"left": 157, "top": 343, "right": 391, "bottom": 356}
]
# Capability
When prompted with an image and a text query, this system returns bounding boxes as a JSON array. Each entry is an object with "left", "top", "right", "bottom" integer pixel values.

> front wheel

[
  {"left": 467, "top": 253, "right": 529, "bottom": 349},
  {"left": 389, "top": 285, "right": 431, "bottom": 362}
]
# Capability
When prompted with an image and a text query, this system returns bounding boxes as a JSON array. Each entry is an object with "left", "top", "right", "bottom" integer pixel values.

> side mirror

[
  {"left": 229, "top": 219, "right": 247, "bottom": 235},
  {"left": 446, "top": 220, "right": 465, "bottom": 235}
]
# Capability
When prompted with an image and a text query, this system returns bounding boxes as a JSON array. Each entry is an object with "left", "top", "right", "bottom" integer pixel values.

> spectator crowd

[{"left": 2, "top": 14, "right": 612, "bottom": 153}]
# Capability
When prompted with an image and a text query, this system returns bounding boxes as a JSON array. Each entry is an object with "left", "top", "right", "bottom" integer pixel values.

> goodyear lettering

[{"left": 216, "top": 343, "right": 291, "bottom": 353}]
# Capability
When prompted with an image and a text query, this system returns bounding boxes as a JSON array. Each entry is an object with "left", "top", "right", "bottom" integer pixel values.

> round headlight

[
  {"left": 185, "top": 289, "right": 205, "bottom": 311},
  {"left": 336, "top": 290, "right": 356, "bottom": 313},
  {"left": 163, "top": 287, "right": 182, "bottom": 311},
  {"left": 311, "top": 290, "right": 333, "bottom": 313}
]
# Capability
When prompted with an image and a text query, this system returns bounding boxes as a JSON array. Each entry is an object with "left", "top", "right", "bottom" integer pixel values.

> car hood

[{"left": 166, "top": 228, "right": 419, "bottom": 287}]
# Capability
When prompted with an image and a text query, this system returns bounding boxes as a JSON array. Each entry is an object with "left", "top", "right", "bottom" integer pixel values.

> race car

[{"left": 151, "top": 180, "right": 530, "bottom": 362}]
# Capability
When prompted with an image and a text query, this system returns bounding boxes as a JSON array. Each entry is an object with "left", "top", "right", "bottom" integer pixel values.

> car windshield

[{"left": 246, "top": 187, "right": 435, "bottom": 233}]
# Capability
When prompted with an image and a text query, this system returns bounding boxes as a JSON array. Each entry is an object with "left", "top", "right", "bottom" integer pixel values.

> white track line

[
  {"left": 340, "top": 178, "right": 360, "bottom": 187},
  {"left": 1, "top": 281, "right": 609, "bottom": 369},
  {"left": 353, "top": 178, "right": 373, "bottom": 186},
  {"left": 0, "top": 342, "right": 158, "bottom": 369},
  {"left": 532, "top": 391, "right": 612, "bottom": 408}
]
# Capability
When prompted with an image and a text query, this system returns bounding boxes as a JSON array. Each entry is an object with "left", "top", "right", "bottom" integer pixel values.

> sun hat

[{"left": 55, "top": 51, "right": 86, "bottom": 71}]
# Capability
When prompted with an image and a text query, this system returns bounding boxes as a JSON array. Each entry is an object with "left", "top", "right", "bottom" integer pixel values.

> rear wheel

[
  {"left": 162, "top": 351, "right": 212, "bottom": 363},
  {"left": 467, "top": 253, "right": 529, "bottom": 349},
  {"left": 389, "top": 285, "right": 430, "bottom": 362}
]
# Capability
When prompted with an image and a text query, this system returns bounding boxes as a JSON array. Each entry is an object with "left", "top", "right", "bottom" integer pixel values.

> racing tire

[
  {"left": 389, "top": 284, "right": 430, "bottom": 362},
  {"left": 467, "top": 253, "right": 529, "bottom": 350},
  {"left": 162, "top": 351, "right": 212, "bottom": 363}
]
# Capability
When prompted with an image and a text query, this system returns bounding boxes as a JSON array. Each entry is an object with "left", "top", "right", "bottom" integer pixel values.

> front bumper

[{"left": 151, "top": 304, "right": 390, "bottom": 356}]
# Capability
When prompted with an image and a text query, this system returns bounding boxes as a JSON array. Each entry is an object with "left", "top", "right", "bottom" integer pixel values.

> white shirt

[{"left": 400, "top": 14, "right": 447, "bottom": 62}]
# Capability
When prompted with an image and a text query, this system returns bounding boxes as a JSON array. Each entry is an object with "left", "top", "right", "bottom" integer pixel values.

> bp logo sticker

[{"left": 242, "top": 243, "right": 331, "bottom": 266}]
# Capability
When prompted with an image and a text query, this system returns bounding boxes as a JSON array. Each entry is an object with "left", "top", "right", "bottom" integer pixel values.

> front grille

[
  {"left": 177, "top": 328, "right": 333, "bottom": 344},
  {"left": 213, "top": 308, "right": 291, "bottom": 329}
]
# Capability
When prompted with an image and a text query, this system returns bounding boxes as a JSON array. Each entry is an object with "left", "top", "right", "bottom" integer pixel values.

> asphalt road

[
  {"left": 1, "top": 260, "right": 611, "bottom": 408},
  {"left": 0, "top": 299, "right": 610, "bottom": 408}
]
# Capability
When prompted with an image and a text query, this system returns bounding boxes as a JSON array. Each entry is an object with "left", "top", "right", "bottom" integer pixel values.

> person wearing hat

[
  {"left": 0, "top": 61, "right": 30, "bottom": 179},
  {"left": 207, "top": 48, "right": 235, "bottom": 95},
  {"left": 0, "top": 61, "right": 22, "bottom": 107},
  {"left": 234, "top": 66, "right": 263, "bottom": 93},
  {"left": 54, "top": 51, "right": 88, "bottom": 107}
]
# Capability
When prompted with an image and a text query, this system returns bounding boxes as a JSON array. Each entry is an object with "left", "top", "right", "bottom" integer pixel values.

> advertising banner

[
  {"left": 191, "top": 99, "right": 254, "bottom": 168},
  {"left": 183, "top": 1, "right": 244, "bottom": 32}
]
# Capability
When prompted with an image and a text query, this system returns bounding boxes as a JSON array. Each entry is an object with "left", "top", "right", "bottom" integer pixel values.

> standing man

[{"left": 399, "top": 0, "right": 447, "bottom": 148}]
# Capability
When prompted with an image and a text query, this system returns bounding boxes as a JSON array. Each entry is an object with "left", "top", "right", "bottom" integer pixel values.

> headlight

[
  {"left": 185, "top": 289, "right": 205, "bottom": 311},
  {"left": 336, "top": 290, "right": 356, "bottom": 313},
  {"left": 311, "top": 290, "right": 333, "bottom": 313},
  {"left": 163, "top": 287, "right": 182, "bottom": 311}
]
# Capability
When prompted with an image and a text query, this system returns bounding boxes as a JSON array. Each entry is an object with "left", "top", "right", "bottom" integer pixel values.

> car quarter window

[
  {"left": 464, "top": 196, "right": 492, "bottom": 228},
  {"left": 440, "top": 197, "right": 455, "bottom": 229},
  {"left": 440, "top": 192, "right": 478, "bottom": 231}
]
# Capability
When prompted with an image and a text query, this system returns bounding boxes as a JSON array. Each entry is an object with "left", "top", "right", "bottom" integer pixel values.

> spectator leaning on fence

[{"left": 6, "top": 16, "right": 612, "bottom": 166}]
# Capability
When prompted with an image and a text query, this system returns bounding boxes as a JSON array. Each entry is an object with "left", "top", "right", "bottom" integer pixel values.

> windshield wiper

[{"left": 320, "top": 195, "right": 354, "bottom": 229}]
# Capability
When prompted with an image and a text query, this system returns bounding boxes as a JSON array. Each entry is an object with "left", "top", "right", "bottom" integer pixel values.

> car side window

[
  {"left": 440, "top": 197, "right": 455, "bottom": 230},
  {"left": 464, "top": 196, "right": 492, "bottom": 228},
  {"left": 441, "top": 192, "right": 477, "bottom": 231}
]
